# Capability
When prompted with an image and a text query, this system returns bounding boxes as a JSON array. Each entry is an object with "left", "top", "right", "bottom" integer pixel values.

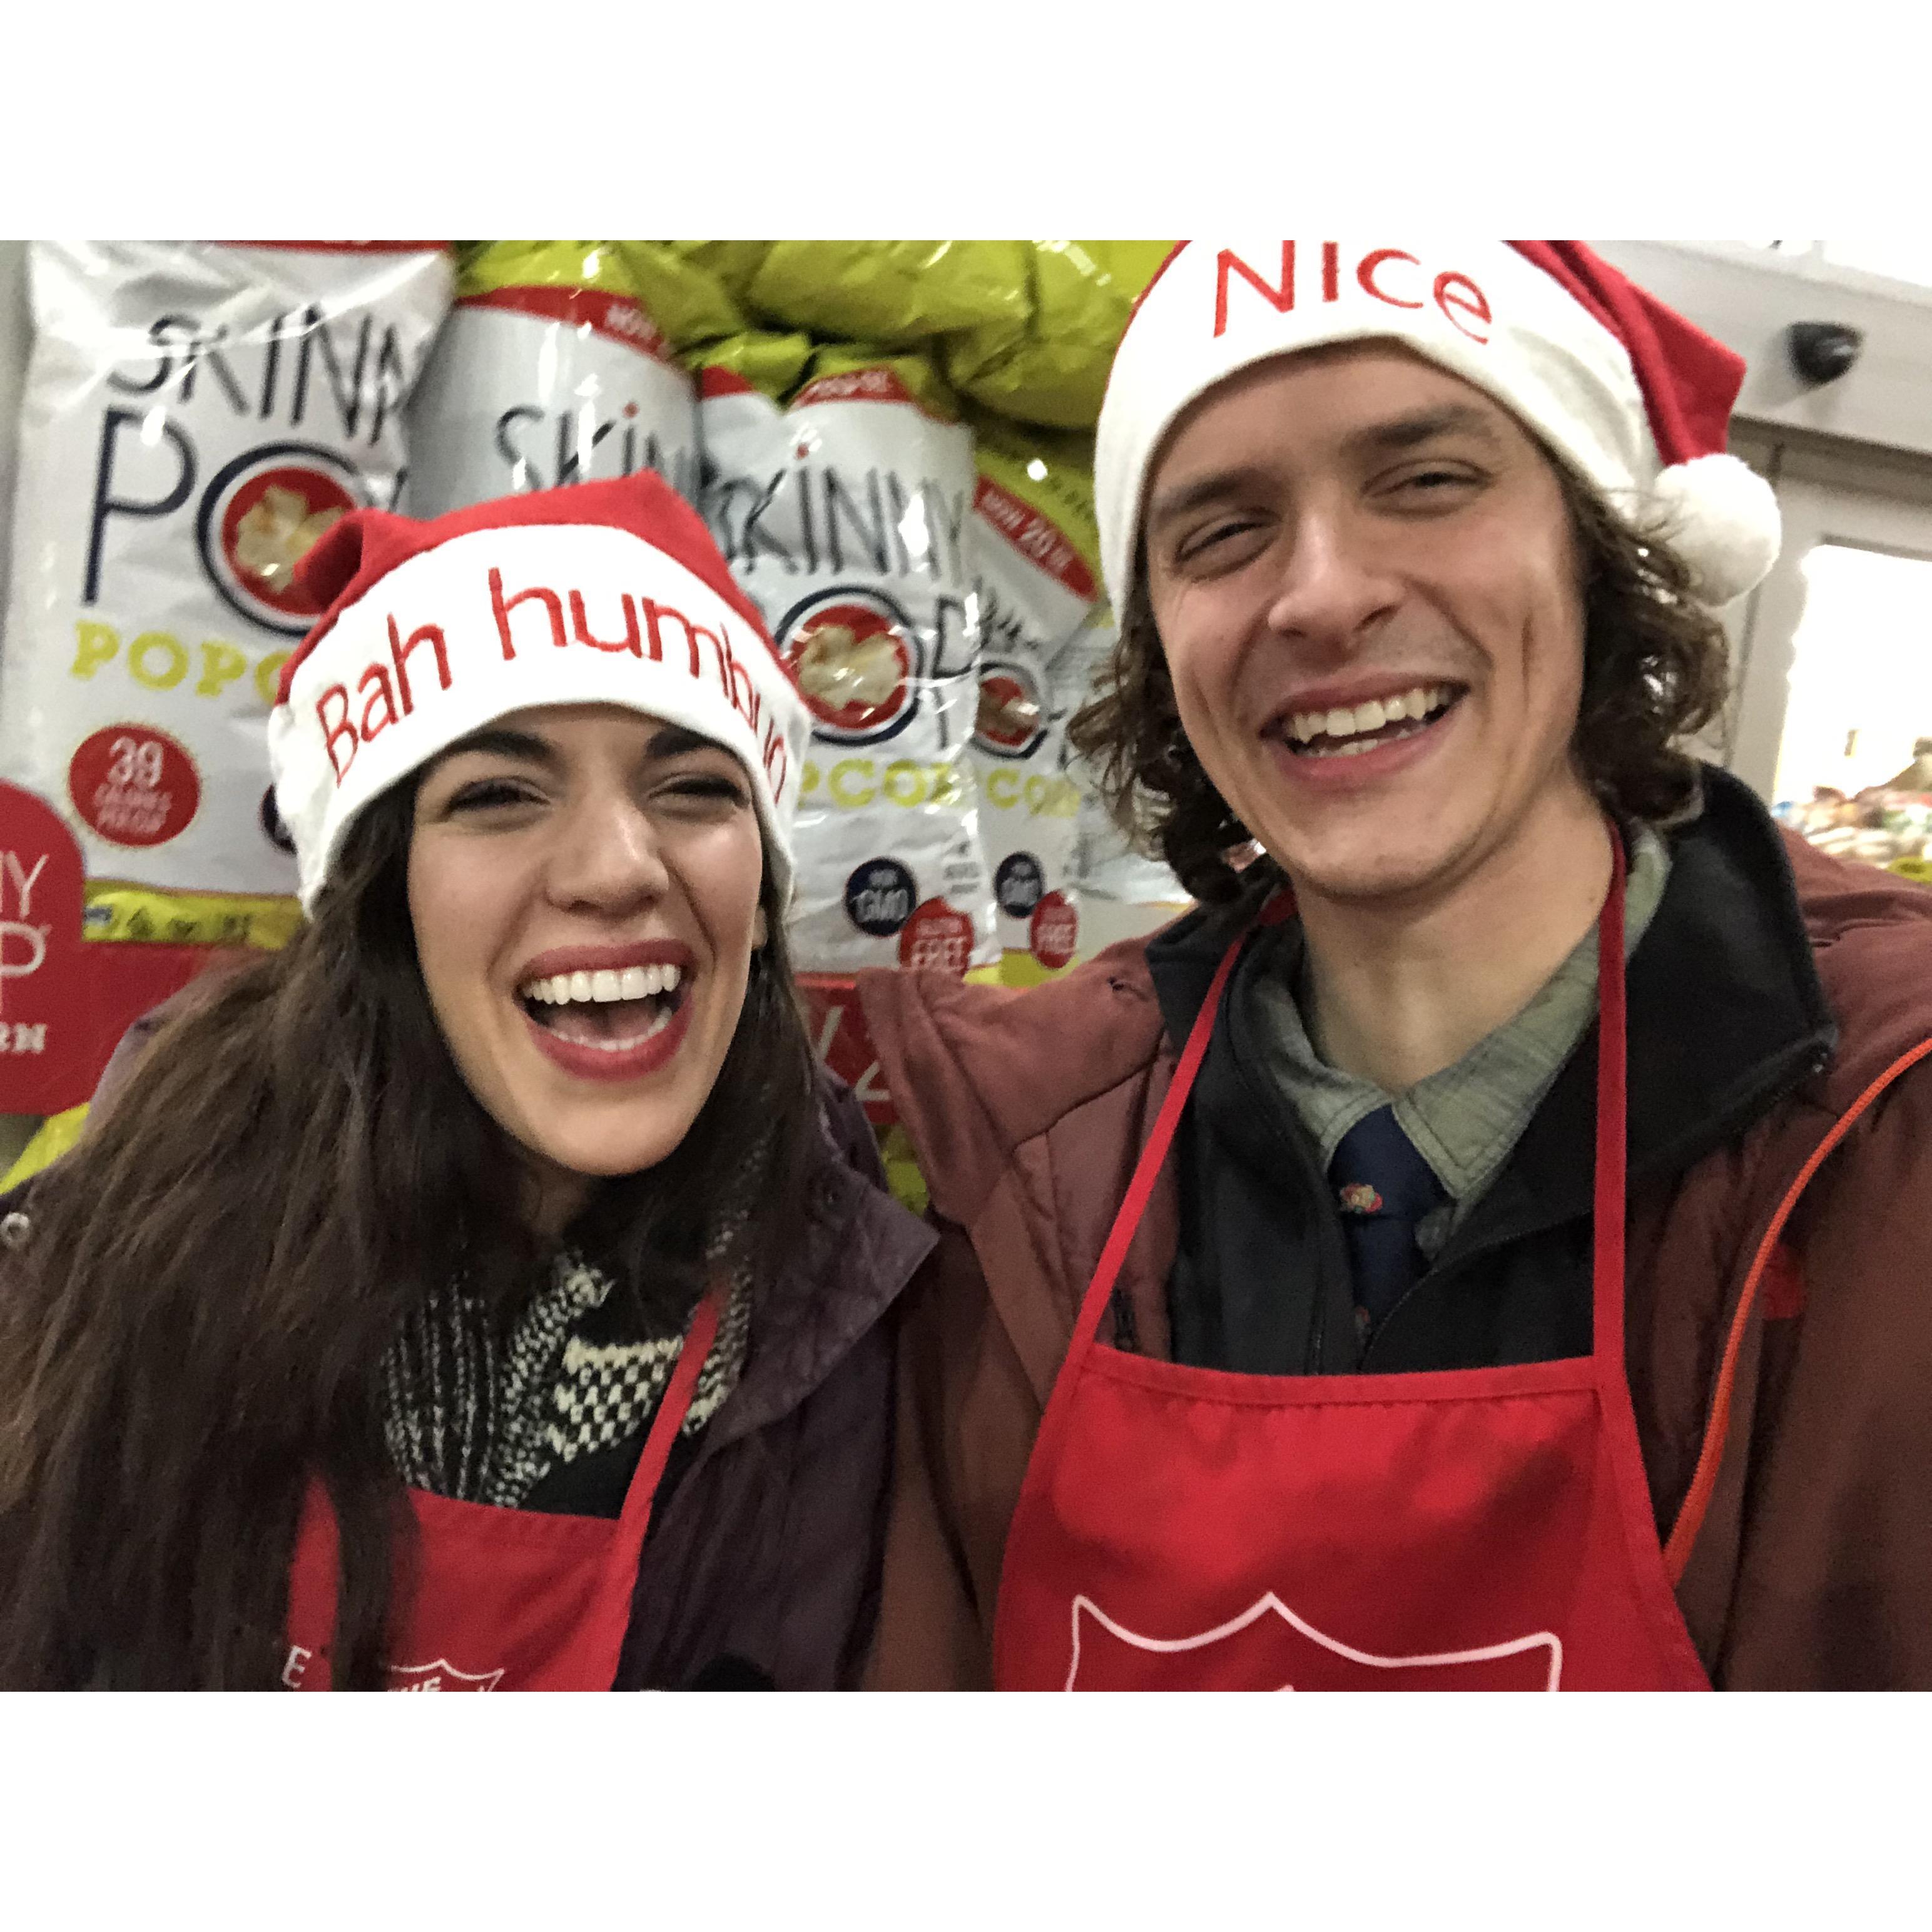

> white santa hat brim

[{"left": 270, "top": 521, "right": 810, "bottom": 910}]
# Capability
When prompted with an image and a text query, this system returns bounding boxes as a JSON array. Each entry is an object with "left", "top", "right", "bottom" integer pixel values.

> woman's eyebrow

[
  {"left": 431, "top": 727, "right": 560, "bottom": 770},
  {"left": 647, "top": 725, "right": 724, "bottom": 760}
]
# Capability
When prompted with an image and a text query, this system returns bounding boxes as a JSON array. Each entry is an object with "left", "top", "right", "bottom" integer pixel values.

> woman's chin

[{"left": 526, "top": 1125, "right": 688, "bottom": 1186}]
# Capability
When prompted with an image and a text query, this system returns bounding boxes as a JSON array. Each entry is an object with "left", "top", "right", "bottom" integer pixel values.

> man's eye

[
  {"left": 1177, "top": 519, "right": 1263, "bottom": 564},
  {"left": 1391, "top": 466, "right": 1483, "bottom": 497}
]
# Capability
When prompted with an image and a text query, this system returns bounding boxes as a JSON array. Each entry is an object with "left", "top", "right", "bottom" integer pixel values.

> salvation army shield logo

[
  {"left": 386, "top": 1658, "right": 506, "bottom": 1692},
  {"left": 1065, "top": 1592, "right": 1562, "bottom": 1691},
  {"left": 779, "top": 587, "right": 921, "bottom": 746},
  {"left": 196, "top": 440, "right": 367, "bottom": 636}
]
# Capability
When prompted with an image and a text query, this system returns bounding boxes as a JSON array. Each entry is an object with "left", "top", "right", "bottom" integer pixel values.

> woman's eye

[
  {"left": 661, "top": 773, "right": 748, "bottom": 808},
  {"left": 447, "top": 778, "right": 540, "bottom": 813}
]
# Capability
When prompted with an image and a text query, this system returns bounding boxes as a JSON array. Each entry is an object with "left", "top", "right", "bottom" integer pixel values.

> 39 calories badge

[{"left": 68, "top": 726, "right": 200, "bottom": 849}]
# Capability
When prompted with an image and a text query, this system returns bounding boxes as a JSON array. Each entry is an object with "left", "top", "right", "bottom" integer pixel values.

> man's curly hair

[{"left": 1067, "top": 469, "right": 1732, "bottom": 904}]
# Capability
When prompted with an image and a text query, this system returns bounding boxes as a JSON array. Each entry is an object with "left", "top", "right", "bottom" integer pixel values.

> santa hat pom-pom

[{"left": 1648, "top": 454, "right": 1782, "bottom": 606}]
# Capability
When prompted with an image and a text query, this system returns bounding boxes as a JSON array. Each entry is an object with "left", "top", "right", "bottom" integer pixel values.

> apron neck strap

[
  {"left": 1590, "top": 820, "right": 1630, "bottom": 1368},
  {"left": 616, "top": 1283, "right": 726, "bottom": 1537},
  {"left": 1061, "top": 830, "right": 1630, "bottom": 1378},
  {"left": 1062, "top": 904, "right": 1262, "bottom": 1366}
]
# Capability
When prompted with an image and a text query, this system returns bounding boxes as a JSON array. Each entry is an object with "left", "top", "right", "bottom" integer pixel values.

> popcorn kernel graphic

[
  {"left": 231, "top": 486, "right": 345, "bottom": 593},
  {"left": 796, "top": 625, "right": 902, "bottom": 711}
]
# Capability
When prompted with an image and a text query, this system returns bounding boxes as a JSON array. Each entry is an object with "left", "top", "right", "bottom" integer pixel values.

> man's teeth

[
  {"left": 519, "top": 962, "right": 684, "bottom": 1005},
  {"left": 1288, "top": 684, "right": 1453, "bottom": 746}
]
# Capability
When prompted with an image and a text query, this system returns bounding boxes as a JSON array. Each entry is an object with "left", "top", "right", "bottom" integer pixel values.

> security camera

[{"left": 1787, "top": 322, "right": 1864, "bottom": 385}]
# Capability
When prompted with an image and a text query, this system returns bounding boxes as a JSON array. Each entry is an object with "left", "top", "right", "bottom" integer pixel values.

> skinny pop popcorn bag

[
  {"left": 0, "top": 240, "right": 451, "bottom": 945},
  {"left": 1060, "top": 608, "right": 1189, "bottom": 908},
  {"left": 404, "top": 241, "right": 699, "bottom": 517},
  {"left": 965, "top": 422, "right": 1101, "bottom": 978},
  {"left": 700, "top": 346, "right": 996, "bottom": 975}
]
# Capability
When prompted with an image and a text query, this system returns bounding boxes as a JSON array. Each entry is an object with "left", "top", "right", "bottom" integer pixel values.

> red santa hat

[
  {"left": 267, "top": 472, "right": 809, "bottom": 910},
  {"left": 1096, "top": 238, "right": 1781, "bottom": 616}
]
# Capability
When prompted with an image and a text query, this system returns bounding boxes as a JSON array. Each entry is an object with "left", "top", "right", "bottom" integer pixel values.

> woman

[{"left": 0, "top": 474, "right": 933, "bottom": 1690}]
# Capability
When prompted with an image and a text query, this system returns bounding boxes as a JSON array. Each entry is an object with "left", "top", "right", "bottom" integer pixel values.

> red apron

[
  {"left": 994, "top": 836, "right": 1711, "bottom": 1690},
  {"left": 282, "top": 1289, "right": 722, "bottom": 1691}
]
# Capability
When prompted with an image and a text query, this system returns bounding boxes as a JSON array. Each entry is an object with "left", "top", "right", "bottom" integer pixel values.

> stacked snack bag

[
  {"left": 1056, "top": 606, "right": 1190, "bottom": 911},
  {"left": 698, "top": 341, "right": 996, "bottom": 975},
  {"left": 405, "top": 241, "right": 699, "bottom": 516},
  {"left": 965, "top": 417, "right": 1101, "bottom": 980},
  {"left": 0, "top": 240, "right": 452, "bottom": 949},
  {"left": 674, "top": 240, "right": 1178, "bottom": 982}
]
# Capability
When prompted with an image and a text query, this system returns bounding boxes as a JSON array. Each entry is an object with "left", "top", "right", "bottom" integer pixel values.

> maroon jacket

[{"left": 859, "top": 781, "right": 1932, "bottom": 1689}]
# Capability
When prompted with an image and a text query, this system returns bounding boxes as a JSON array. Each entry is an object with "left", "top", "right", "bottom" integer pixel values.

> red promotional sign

[
  {"left": 799, "top": 974, "right": 894, "bottom": 1128},
  {"left": 0, "top": 780, "right": 229, "bottom": 1119},
  {"left": 897, "top": 898, "right": 975, "bottom": 977},
  {"left": 0, "top": 781, "right": 96, "bottom": 1114}
]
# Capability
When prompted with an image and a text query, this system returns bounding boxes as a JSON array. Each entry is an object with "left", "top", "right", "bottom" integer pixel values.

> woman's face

[{"left": 408, "top": 703, "right": 768, "bottom": 1231}]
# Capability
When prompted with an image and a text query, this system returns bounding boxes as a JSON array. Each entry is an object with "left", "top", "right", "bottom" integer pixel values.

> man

[{"left": 860, "top": 240, "right": 1932, "bottom": 1690}]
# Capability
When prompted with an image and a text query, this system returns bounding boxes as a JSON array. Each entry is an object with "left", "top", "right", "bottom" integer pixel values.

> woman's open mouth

[
  {"left": 514, "top": 959, "right": 693, "bottom": 1082},
  {"left": 519, "top": 962, "right": 684, "bottom": 1050}
]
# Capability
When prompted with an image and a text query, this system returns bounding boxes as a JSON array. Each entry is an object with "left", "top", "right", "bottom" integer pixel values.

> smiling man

[{"left": 863, "top": 240, "right": 1932, "bottom": 1690}]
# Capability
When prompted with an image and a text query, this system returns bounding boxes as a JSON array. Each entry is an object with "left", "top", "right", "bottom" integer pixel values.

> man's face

[{"left": 1142, "top": 343, "right": 1593, "bottom": 909}]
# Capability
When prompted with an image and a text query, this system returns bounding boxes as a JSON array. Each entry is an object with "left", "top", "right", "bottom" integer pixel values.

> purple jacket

[{"left": 614, "top": 1071, "right": 933, "bottom": 1688}]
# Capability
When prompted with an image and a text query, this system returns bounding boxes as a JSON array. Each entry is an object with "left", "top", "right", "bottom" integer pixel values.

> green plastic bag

[
  {"left": 458, "top": 240, "right": 636, "bottom": 302},
  {"left": 945, "top": 240, "right": 1176, "bottom": 430},
  {"left": 688, "top": 330, "right": 818, "bottom": 401},
  {"left": 615, "top": 241, "right": 746, "bottom": 352},
  {"left": 745, "top": 241, "right": 1030, "bottom": 348}
]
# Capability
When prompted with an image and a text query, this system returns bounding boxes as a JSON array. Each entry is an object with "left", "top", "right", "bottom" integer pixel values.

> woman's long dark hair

[{"left": 0, "top": 781, "right": 818, "bottom": 1689}]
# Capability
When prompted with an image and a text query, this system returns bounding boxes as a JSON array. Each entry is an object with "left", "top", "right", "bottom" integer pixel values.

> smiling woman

[{"left": 0, "top": 475, "right": 934, "bottom": 1691}]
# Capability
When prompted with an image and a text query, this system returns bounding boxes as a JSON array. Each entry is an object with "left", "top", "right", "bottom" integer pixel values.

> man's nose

[{"left": 1264, "top": 507, "right": 1401, "bottom": 654}]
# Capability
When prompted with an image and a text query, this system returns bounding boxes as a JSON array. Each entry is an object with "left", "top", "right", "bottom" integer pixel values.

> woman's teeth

[
  {"left": 519, "top": 963, "right": 682, "bottom": 1006},
  {"left": 1284, "top": 683, "right": 1456, "bottom": 758},
  {"left": 551, "top": 1004, "right": 675, "bottom": 1050},
  {"left": 516, "top": 962, "right": 684, "bottom": 1052}
]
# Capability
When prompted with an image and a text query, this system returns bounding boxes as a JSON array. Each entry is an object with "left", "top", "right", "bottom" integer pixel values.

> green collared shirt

[{"left": 1248, "top": 828, "right": 1670, "bottom": 1259}]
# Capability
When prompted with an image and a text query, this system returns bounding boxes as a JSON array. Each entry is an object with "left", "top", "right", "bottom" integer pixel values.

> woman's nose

[{"left": 543, "top": 797, "right": 671, "bottom": 916}]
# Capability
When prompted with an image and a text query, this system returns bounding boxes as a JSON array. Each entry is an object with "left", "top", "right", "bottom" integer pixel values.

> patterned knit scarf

[{"left": 380, "top": 1254, "right": 751, "bottom": 1509}]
